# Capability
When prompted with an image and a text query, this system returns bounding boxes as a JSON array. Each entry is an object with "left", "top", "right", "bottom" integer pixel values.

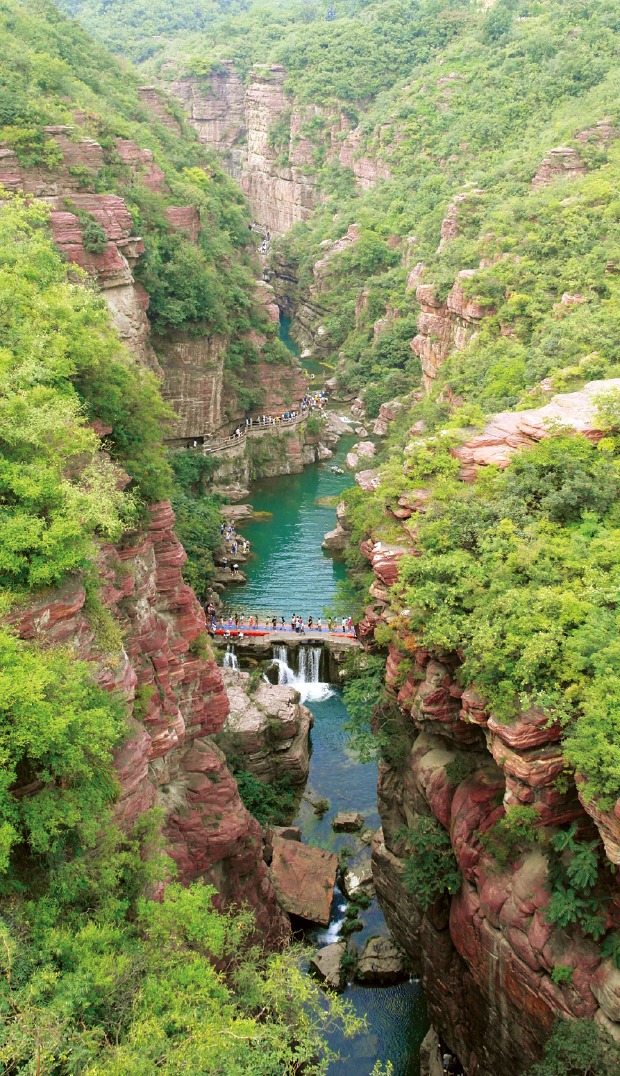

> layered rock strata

[
  {"left": 354, "top": 412, "right": 620, "bottom": 1071},
  {"left": 451, "top": 378, "right": 616, "bottom": 481},
  {"left": 411, "top": 274, "right": 493, "bottom": 391},
  {"left": 3, "top": 126, "right": 312, "bottom": 477},
  {"left": 9, "top": 502, "right": 289, "bottom": 944},
  {"left": 170, "top": 66, "right": 390, "bottom": 235}
]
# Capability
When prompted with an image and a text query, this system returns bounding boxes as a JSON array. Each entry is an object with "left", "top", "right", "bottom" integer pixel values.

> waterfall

[
  {"left": 269, "top": 645, "right": 332, "bottom": 703},
  {"left": 223, "top": 645, "right": 239, "bottom": 671}
]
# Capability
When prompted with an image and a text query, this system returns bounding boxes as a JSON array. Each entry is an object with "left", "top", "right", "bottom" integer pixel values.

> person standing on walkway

[
  {"left": 317, "top": 617, "right": 322, "bottom": 631},
  {"left": 341, "top": 616, "right": 347, "bottom": 632}
]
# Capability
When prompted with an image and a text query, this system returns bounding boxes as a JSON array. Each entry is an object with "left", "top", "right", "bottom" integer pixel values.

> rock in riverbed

[
  {"left": 343, "top": 858, "right": 374, "bottom": 898},
  {"left": 332, "top": 811, "right": 365, "bottom": 832},
  {"left": 355, "top": 936, "right": 408, "bottom": 984},
  {"left": 310, "top": 941, "right": 347, "bottom": 991},
  {"left": 270, "top": 835, "right": 338, "bottom": 925},
  {"left": 220, "top": 672, "right": 312, "bottom": 786}
]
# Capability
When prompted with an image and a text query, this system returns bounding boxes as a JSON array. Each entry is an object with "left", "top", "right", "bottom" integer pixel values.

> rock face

[
  {"left": 170, "top": 67, "right": 390, "bottom": 236},
  {"left": 332, "top": 811, "right": 365, "bottom": 832},
  {"left": 451, "top": 378, "right": 617, "bottom": 481},
  {"left": 9, "top": 502, "right": 289, "bottom": 945},
  {"left": 219, "top": 670, "right": 312, "bottom": 786},
  {"left": 368, "top": 607, "right": 618, "bottom": 1070},
  {"left": 412, "top": 273, "right": 493, "bottom": 391},
  {"left": 270, "top": 835, "right": 338, "bottom": 925},
  {"left": 2, "top": 126, "right": 309, "bottom": 473},
  {"left": 353, "top": 379, "right": 620, "bottom": 1068}
]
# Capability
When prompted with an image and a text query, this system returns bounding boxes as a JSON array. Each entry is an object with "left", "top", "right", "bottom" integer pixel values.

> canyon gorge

[{"left": 4, "top": 0, "right": 620, "bottom": 1072}]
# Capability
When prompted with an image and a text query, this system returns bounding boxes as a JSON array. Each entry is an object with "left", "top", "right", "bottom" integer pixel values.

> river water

[{"left": 224, "top": 430, "right": 428, "bottom": 1073}]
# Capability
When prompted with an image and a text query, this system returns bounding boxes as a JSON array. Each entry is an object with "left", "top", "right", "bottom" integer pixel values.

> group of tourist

[
  {"left": 301, "top": 390, "right": 328, "bottom": 412},
  {"left": 226, "top": 388, "right": 328, "bottom": 441},
  {"left": 204, "top": 610, "right": 356, "bottom": 636},
  {"left": 220, "top": 520, "right": 250, "bottom": 558}
]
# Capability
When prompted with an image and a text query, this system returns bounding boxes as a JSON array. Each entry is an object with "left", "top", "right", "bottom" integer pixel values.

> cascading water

[
  {"left": 269, "top": 645, "right": 332, "bottom": 704},
  {"left": 223, "top": 645, "right": 239, "bottom": 670}
]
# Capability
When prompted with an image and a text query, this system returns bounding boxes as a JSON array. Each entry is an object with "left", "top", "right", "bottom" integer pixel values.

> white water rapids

[
  {"left": 270, "top": 645, "right": 334, "bottom": 704},
  {"left": 223, "top": 645, "right": 239, "bottom": 670}
]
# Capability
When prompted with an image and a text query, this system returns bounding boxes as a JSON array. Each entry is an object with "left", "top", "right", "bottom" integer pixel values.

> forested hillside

[
  {"left": 8, "top": 0, "right": 620, "bottom": 1071},
  {"left": 0, "top": 2, "right": 355, "bottom": 1070}
]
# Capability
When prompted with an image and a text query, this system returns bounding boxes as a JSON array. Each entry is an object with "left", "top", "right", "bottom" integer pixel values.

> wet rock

[
  {"left": 332, "top": 811, "right": 365, "bottom": 832},
  {"left": 343, "top": 859, "right": 374, "bottom": 898},
  {"left": 310, "top": 941, "right": 347, "bottom": 991},
  {"left": 322, "top": 521, "right": 348, "bottom": 553},
  {"left": 355, "top": 935, "right": 408, "bottom": 984},
  {"left": 270, "top": 836, "right": 338, "bottom": 925}
]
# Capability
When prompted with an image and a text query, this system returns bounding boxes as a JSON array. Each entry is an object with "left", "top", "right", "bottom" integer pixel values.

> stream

[{"left": 223, "top": 426, "right": 428, "bottom": 1073}]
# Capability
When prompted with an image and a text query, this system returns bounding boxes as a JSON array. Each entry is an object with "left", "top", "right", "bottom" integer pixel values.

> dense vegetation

[
  {"left": 0, "top": 3, "right": 360, "bottom": 1069},
  {"left": 169, "top": 450, "right": 224, "bottom": 601},
  {"left": 77, "top": 0, "right": 620, "bottom": 418},
  {"left": 1, "top": 0, "right": 295, "bottom": 368},
  {"left": 0, "top": 198, "right": 171, "bottom": 602}
]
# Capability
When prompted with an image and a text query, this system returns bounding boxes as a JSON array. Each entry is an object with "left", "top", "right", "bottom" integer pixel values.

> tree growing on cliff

[{"left": 528, "top": 1017, "right": 620, "bottom": 1076}]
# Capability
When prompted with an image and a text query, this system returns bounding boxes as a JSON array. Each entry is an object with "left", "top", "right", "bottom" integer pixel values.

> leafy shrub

[
  {"left": 551, "top": 964, "right": 574, "bottom": 986},
  {"left": 545, "top": 823, "right": 610, "bottom": 941},
  {"left": 170, "top": 490, "right": 223, "bottom": 601},
  {"left": 399, "top": 816, "right": 461, "bottom": 909},
  {"left": 445, "top": 755, "right": 476, "bottom": 788},
  {"left": 78, "top": 211, "right": 108, "bottom": 253},
  {"left": 233, "top": 770, "right": 298, "bottom": 827},
  {"left": 305, "top": 412, "right": 324, "bottom": 435},
  {"left": 481, "top": 805, "right": 541, "bottom": 871},
  {"left": 0, "top": 627, "right": 126, "bottom": 879},
  {"left": 528, "top": 1018, "right": 620, "bottom": 1076}
]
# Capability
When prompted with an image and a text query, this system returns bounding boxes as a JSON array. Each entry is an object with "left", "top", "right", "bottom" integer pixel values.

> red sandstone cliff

[
  {"left": 1, "top": 124, "right": 297, "bottom": 942},
  {"left": 353, "top": 390, "right": 620, "bottom": 1073},
  {"left": 9, "top": 502, "right": 289, "bottom": 944}
]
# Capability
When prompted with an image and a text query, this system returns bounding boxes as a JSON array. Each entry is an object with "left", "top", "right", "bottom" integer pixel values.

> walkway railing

[{"left": 201, "top": 410, "right": 310, "bottom": 455}]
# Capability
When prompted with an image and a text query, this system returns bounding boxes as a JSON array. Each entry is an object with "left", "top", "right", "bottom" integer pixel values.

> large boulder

[
  {"left": 343, "top": 857, "right": 374, "bottom": 899},
  {"left": 270, "top": 836, "right": 338, "bottom": 925},
  {"left": 355, "top": 935, "right": 409, "bottom": 984},
  {"left": 332, "top": 811, "right": 365, "bottom": 832},
  {"left": 310, "top": 941, "right": 347, "bottom": 991},
  {"left": 220, "top": 671, "right": 312, "bottom": 786},
  {"left": 322, "top": 521, "right": 348, "bottom": 553}
]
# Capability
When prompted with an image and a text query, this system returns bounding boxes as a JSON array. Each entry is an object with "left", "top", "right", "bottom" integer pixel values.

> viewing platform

[{"left": 210, "top": 627, "right": 360, "bottom": 659}]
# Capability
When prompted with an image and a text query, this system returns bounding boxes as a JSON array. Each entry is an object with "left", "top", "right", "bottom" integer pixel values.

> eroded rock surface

[
  {"left": 355, "top": 935, "right": 408, "bottom": 984},
  {"left": 219, "top": 670, "right": 312, "bottom": 786},
  {"left": 9, "top": 502, "right": 289, "bottom": 946},
  {"left": 270, "top": 836, "right": 338, "bottom": 925}
]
